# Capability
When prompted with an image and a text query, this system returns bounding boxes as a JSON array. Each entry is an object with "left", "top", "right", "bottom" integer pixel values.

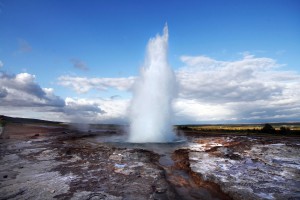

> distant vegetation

[
  {"left": 177, "top": 123, "right": 300, "bottom": 135},
  {"left": 261, "top": 124, "right": 276, "bottom": 134}
]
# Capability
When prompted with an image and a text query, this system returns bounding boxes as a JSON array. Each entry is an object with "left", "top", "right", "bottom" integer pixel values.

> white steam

[{"left": 128, "top": 24, "right": 177, "bottom": 143}]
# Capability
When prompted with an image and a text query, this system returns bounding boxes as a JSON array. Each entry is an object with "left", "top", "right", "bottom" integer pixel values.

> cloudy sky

[{"left": 0, "top": 0, "right": 299, "bottom": 124}]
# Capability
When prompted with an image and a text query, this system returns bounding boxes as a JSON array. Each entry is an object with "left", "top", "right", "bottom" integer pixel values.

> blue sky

[{"left": 0, "top": 0, "right": 300, "bottom": 123}]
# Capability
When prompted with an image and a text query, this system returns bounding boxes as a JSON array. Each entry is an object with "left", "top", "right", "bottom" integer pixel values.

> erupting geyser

[{"left": 128, "top": 24, "right": 177, "bottom": 143}]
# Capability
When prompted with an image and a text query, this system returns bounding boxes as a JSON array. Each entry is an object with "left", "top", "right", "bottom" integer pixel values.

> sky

[{"left": 0, "top": 0, "right": 300, "bottom": 124}]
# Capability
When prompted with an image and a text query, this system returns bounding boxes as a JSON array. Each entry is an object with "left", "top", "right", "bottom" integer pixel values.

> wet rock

[
  {"left": 109, "top": 153, "right": 123, "bottom": 161},
  {"left": 5, "top": 122, "right": 299, "bottom": 200},
  {"left": 114, "top": 163, "right": 135, "bottom": 176},
  {"left": 170, "top": 148, "right": 232, "bottom": 200},
  {"left": 0, "top": 189, "right": 26, "bottom": 200},
  {"left": 225, "top": 153, "right": 241, "bottom": 160},
  {"left": 71, "top": 191, "right": 122, "bottom": 200},
  {"left": 188, "top": 137, "right": 300, "bottom": 200},
  {"left": 155, "top": 187, "right": 167, "bottom": 194}
]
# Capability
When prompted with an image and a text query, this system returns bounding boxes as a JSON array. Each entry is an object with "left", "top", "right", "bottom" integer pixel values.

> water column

[{"left": 129, "top": 24, "right": 177, "bottom": 143}]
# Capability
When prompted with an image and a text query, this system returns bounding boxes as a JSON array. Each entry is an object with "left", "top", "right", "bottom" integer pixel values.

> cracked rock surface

[
  {"left": 1, "top": 123, "right": 300, "bottom": 200},
  {"left": 186, "top": 136, "right": 300, "bottom": 200},
  {"left": 0, "top": 124, "right": 177, "bottom": 200}
]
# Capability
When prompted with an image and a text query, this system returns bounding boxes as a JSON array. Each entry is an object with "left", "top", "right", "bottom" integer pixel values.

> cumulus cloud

[
  {"left": 0, "top": 71, "right": 128, "bottom": 123},
  {"left": 70, "top": 58, "right": 89, "bottom": 71},
  {"left": 173, "top": 98, "right": 234, "bottom": 123},
  {"left": 0, "top": 72, "right": 65, "bottom": 107},
  {"left": 61, "top": 97, "right": 129, "bottom": 124},
  {"left": 57, "top": 75, "right": 135, "bottom": 93},
  {"left": 178, "top": 54, "right": 282, "bottom": 102},
  {"left": 1, "top": 53, "right": 299, "bottom": 124},
  {"left": 55, "top": 54, "right": 300, "bottom": 123},
  {"left": 0, "top": 87, "right": 8, "bottom": 98},
  {"left": 175, "top": 54, "right": 300, "bottom": 123}
]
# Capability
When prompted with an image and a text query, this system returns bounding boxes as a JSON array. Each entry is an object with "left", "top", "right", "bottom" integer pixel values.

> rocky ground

[
  {"left": 181, "top": 136, "right": 300, "bottom": 200},
  {"left": 0, "top": 123, "right": 300, "bottom": 200},
  {"left": 0, "top": 124, "right": 178, "bottom": 200}
]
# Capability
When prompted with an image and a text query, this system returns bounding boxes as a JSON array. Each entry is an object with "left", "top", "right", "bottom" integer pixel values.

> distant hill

[{"left": 0, "top": 115, "right": 61, "bottom": 125}]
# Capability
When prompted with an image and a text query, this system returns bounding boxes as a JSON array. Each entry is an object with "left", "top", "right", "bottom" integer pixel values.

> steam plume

[{"left": 129, "top": 24, "right": 177, "bottom": 143}]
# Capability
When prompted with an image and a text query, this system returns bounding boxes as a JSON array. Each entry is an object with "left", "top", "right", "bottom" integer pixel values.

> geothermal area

[{"left": 1, "top": 26, "right": 300, "bottom": 200}]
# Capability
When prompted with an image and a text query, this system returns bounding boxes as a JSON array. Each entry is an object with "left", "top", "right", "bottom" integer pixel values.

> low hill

[{"left": 0, "top": 115, "right": 61, "bottom": 125}]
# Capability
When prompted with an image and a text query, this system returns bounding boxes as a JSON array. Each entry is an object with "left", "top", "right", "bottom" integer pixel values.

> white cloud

[
  {"left": 175, "top": 54, "right": 300, "bottom": 123},
  {"left": 64, "top": 97, "right": 129, "bottom": 123},
  {"left": 53, "top": 54, "right": 300, "bottom": 123},
  {"left": 1, "top": 53, "right": 300, "bottom": 124},
  {"left": 173, "top": 98, "right": 234, "bottom": 123},
  {"left": 0, "top": 72, "right": 129, "bottom": 123},
  {"left": 180, "top": 55, "right": 218, "bottom": 69},
  {"left": 0, "top": 72, "right": 65, "bottom": 107},
  {"left": 57, "top": 75, "right": 135, "bottom": 93},
  {"left": 0, "top": 87, "right": 8, "bottom": 98},
  {"left": 177, "top": 54, "right": 282, "bottom": 102}
]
